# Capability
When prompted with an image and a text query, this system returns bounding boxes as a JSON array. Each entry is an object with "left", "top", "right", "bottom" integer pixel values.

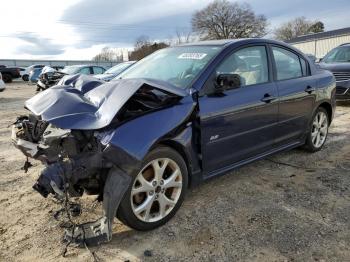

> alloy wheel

[
  {"left": 131, "top": 158, "right": 183, "bottom": 223},
  {"left": 311, "top": 111, "right": 328, "bottom": 148}
]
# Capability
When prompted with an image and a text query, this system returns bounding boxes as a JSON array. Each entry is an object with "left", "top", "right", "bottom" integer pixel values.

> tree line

[{"left": 93, "top": 0, "right": 325, "bottom": 61}]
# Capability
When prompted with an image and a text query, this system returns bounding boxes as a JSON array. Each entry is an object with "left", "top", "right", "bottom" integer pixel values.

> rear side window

[
  {"left": 272, "top": 47, "right": 303, "bottom": 80},
  {"left": 216, "top": 46, "right": 269, "bottom": 86},
  {"left": 79, "top": 67, "right": 91, "bottom": 75},
  {"left": 93, "top": 66, "right": 105, "bottom": 74}
]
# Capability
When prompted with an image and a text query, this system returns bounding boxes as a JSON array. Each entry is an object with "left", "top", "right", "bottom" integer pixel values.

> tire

[
  {"left": 22, "top": 75, "right": 29, "bottom": 81},
  {"left": 2, "top": 74, "right": 12, "bottom": 83},
  {"left": 117, "top": 146, "right": 188, "bottom": 231},
  {"left": 304, "top": 107, "right": 329, "bottom": 152}
]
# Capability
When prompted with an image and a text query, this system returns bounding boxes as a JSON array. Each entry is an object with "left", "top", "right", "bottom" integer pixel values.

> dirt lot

[{"left": 0, "top": 81, "right": 349, "bottom": 262}]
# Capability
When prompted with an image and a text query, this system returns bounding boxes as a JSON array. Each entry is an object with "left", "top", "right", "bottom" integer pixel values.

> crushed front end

[
  {"left": 11, "top": 76, "right": 188, "bottom": 246},
  {"left": 11, "top": 114, "right": 131, "bottom": 246}
]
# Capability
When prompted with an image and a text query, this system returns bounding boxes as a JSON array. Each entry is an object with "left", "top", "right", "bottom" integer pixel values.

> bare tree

[
  {"left": 92, "top": 47, "right": 122, "bottom": 62},
  {"left": 191, "top": 0, "right": 268, "bottom": 40},
  {"left": 130, "top": 36, "right": 169, "bottom": 60},
  {"left": 274, "top": 17, "right": 325, "bottom": 41},
  {"left": 175, "top": 28, "right": 195, "bottom": 44}
]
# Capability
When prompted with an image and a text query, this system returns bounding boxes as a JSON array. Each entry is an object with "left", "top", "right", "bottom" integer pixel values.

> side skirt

[{"left": 203, "top": 140, "right": 304, "bottom": 181}]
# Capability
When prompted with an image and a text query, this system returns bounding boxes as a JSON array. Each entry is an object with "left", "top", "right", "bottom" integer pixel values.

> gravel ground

[{"left": 0, "top": 81, "right": 349, "bottom": 262}]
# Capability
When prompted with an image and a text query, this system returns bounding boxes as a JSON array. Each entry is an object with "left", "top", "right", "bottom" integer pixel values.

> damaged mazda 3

[{"left": 11, "top": 39, "right": 336, "bottom": 246}]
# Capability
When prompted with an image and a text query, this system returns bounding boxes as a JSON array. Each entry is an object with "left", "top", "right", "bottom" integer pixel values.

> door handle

[
  {"left": 305, "top": 86, "right": 316, "bottom": 93},
  {"left": 261, "top": 94, "right": 276, "bottom": 103}
]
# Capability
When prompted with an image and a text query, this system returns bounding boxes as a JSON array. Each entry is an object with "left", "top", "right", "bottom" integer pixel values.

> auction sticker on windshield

[{"left": 178, "top": 53, "right": 207, "bottom": 60}]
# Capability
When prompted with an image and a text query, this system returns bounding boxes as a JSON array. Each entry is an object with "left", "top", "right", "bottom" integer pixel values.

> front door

[{"left": 199, "top": 45, "right": 279, "bottom": 177}]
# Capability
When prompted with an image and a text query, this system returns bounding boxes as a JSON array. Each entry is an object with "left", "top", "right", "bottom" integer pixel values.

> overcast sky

[{"left": 0, "top": 0, "right": 349, "bottom": 60}]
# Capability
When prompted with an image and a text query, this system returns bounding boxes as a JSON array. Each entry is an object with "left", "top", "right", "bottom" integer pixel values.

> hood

[
  {"left": 318, "top": 62, "right": 350, "bottom": 72},
  {"left": 25, "top": 77, "right": 187, "bottom": 130},
  {"left": 57, "top": 74, "right": 105, "bottom": 94}
]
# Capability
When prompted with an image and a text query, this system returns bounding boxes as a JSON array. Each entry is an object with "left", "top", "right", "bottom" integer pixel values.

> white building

[{"left": 287, "top": 27, "right": 350, "bottom": 59}]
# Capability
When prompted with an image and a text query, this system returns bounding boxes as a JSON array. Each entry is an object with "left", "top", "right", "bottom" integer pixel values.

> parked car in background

[
  {"left": 12, "top": 39, "right": 336, "bottom": 245},
  {"left": 318, "top": 43, "right": 350, "bottom": 100},
  {"left": 36, "top": 66, "right": 66, "bottom": 91},
  {"left": 22, "top": 64, "right": 45, "bottom": 81},
  {"left": 29, "top": 68, "right": 43, "bottom": 83},
  {"left": 94, "top": 61, "right": 136, "bottom": 81},
  {"left": 0, "top": 72, "right": 6, "bottom": 91},
  {"left": 0, "top": 65, "right": 21, "bottom": 83},
  {"left": 36, "top": 65, "right": 106, "bottom": 90},
  {"left": 60, "top": 65, "right": 106, "bottom": 75},
  {"left": 28, "top": 65, "right": 64, "bottom": 85}
]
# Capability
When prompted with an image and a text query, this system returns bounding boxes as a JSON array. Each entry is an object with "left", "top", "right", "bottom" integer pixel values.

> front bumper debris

[
  {"left": 64, "top": 217, "right": 111, "bottom": 246},
  {"left": 11, "top": 125, "right": 39, "bottom": 158}
]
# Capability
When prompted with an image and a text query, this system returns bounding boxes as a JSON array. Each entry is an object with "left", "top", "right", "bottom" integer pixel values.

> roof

[
  {"left": 178, "top": 38, "right": 287, "bottom": 47},
  {"left": 178, "top": 39, "right": 242, "bottom": 47},
  {"left": 64, "top": 64, "right": 104, "bottom": 67},
  {"left": 286, "top": 27, "right": 350, "bottom": 44}
]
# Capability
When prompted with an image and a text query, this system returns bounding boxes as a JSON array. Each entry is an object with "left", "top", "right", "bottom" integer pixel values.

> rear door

[
  {"left": 270, "top": 45, "right": 316, "bottom": 145},
  {"left": 199, "top": 45, "right": 279, "bottom": 176}
]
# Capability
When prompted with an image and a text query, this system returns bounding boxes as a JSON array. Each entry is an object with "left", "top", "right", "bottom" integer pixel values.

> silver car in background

[{"left": 93, "top": 61, "right": 136, "bottom": 81}]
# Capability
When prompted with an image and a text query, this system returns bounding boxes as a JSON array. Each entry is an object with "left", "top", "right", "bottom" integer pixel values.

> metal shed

[{"left": 286, "top": 27, "right": 350, "bottom": 59}]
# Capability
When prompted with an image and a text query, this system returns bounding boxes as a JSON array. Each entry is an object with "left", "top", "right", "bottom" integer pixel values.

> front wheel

[
  {"left": 117, "top": 146, "right": 188, "bottom": 231},
  {"left": 304, "top": 107, "right": 329, "bottom": 152}
]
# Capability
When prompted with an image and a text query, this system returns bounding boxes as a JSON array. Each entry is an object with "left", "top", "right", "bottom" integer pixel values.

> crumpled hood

[
  {"left": 25, "top": 77, "right": 187, "bottom": 130},
  {"left": 57, "top": 74, "right": 105, "bottom": 93}
]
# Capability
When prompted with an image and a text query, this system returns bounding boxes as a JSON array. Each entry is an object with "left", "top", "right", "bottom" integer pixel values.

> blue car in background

[
  {"left": 12, "top": 39, "right": 336, "bottom": 245},
  {"left": 29, "top": 68, "right": 42, "bottom": 83}
]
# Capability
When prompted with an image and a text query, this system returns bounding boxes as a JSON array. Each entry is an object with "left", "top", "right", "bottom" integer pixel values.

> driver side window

[{"left": 216, "top": 46, "right": 269, "bottom": 87}]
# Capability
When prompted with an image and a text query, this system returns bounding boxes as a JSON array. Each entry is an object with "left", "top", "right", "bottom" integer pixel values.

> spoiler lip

[{"left": 25, "top": 77, "right": 188, "bottom": 130}]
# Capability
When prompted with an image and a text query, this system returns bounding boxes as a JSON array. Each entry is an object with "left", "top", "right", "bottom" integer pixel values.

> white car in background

[{"left": 0, "top": 72, "right": 6, "bottom": 92}]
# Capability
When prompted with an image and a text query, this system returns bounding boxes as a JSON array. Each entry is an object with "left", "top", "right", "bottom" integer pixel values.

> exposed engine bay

[{"left": 11, "top": 76, "right": 186, "bottom": 247}]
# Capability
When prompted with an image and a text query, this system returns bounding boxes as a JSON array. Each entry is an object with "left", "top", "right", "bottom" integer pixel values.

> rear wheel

[
  {"left": 304, "top": 107, "right": 329, "bottom": 152},
  {"left": 22, "top": 75, "right": 29, "bottom": 81},
  {"left": 117, "top": 146, "right": 188, "bottom": 231},
  {"left": 2, "top": 74, "right": 12, "bottom": 83}
]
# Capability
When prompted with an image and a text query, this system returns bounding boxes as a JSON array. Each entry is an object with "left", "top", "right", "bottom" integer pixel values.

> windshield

[
  {"left": 323, "top": 46, "right": 350, "bottom": 63},
  {"left": 118, "top": 46, "right": 223, "bottom": 88},
  {"left": 60, "top": 66, "right": 80, "bottom": 74},
  {"left": 105, "top": 62, "right": 133, "bottom": 74}
]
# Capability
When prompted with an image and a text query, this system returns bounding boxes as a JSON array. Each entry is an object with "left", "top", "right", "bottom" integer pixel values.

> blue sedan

[{"left": 12, "top": 39, "right": 336, "bottom": 245}]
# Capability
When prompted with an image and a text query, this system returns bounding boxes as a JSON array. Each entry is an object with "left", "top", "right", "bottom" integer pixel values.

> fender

[
  {"left": 159, "top": 124, "right": 202, "bottom": 187},
  {"left": 101, "top": 98, "right": 197, "bottom": 175}
]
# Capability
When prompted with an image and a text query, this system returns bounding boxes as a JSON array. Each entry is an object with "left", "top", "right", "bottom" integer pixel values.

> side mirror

[
  {"left": 215, "top": 74, "right": 241, "bottom": 92},
  {"left": 316, "top": 57, "right": 323, "bottom": 63}
]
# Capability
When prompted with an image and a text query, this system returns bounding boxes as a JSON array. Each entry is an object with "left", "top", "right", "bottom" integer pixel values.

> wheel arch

[
  {"left": 158, "top": 140, "right": 193, "bottom": 187},
  {"left": 318, "top": 101, "right": 333, "bottom": 125}
]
